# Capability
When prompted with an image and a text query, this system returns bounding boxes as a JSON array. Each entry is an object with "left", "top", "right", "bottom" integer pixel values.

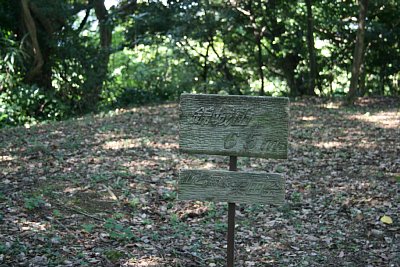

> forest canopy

[{"left": 0, "top": 0, "right": 399, "bottom": 126}]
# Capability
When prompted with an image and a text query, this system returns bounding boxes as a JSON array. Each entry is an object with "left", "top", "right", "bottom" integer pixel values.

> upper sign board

[{"left": 179, "top": 94, "right": 289, "bottom": 159}]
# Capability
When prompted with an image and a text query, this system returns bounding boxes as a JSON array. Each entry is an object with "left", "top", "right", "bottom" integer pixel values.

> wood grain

[
  {"left": 179, "top": 93, "right": 289, "bottom": 159},
  {"left": 178, "top": 169, "right": 285, "bottom": 205}
]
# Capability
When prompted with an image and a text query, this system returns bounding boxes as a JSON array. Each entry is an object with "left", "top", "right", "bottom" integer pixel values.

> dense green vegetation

[{"left": 1, "top": 0, "right": 399, "bottom": 126}]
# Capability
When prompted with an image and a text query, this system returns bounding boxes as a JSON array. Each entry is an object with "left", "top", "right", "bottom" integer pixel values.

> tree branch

[
  {"left": 77, "top": 7, "right": 91, "bottom": 33},
  {"left": 114, "top": 0, "right": 138, "bottom": 16},
  {"left": 176, "top": 40, "right": 204, "bottom": 68}
]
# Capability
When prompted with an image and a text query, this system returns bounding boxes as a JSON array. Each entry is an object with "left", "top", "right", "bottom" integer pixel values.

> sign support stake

[{"left": 227, "top": 156, "right": 237, "bottom": 267}]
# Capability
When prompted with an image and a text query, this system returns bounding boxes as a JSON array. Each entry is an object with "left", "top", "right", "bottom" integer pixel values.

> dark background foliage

[{"left": 0, "top": 0, "right": 399, "bottom": 126}]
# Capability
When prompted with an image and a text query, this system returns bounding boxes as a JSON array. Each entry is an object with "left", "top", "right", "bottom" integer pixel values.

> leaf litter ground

[{"left": 0, "top": 98, "right": 399, "bottom": 266}]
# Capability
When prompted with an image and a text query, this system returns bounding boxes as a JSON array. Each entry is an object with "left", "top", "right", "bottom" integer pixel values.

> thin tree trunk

[
  {"left": 379, "top": 67, "right": 386, "bottom": 95},
  {"left": 359, "top": 44, "right": 369, "bottom": 96},
  {"left": 202, "top": 42, "right": 211, "bottom": 93},
  {"left": 256, "top": 37, "right": 265, "bottom": 96},
  {"left": 305, "top": 0, "right": 317, "bottom": 96},
  {"left": 347, "top": 0, "right": 369, "bottom": 104},
  {"left": 91, "top": 0, "right": 112, "bottom": 105}
]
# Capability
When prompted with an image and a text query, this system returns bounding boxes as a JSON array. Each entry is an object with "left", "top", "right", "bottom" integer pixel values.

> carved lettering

[
  {"left": 260, "top": 139, "right": 285, "bottom": 153},
  {"left": 222, "top": 132, "right": 284, "bottom": 153},
  {"left": 224, "top": 133, "right": 239, "bottom": 149},
  {"left": 246, "top": 183, "right": 261, "bottom": 194},
  {"left": 180, "top": 173, "right": 282, "bottom": 197},
  {"left": 192, "top": 106, "right": 254, "bottom": 126},
  {"left": 243, "top": 132, "right": 259, "bottom": 150}
]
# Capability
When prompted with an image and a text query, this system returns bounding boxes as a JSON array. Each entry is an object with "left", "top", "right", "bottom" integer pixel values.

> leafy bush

[
  {"left": 0, "top": 84, "right": 67, "bottom": 127},
  {"left": 0, "top": 34, "right": 67, "bottom": 127}
]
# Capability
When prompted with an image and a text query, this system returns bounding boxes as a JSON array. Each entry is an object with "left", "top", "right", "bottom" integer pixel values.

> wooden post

[
  {"left": 178, "top": 94, "right": 289, "bottom": 266},
  {"left": 227, "top": 156, "right": 237, "bottom": 267}
]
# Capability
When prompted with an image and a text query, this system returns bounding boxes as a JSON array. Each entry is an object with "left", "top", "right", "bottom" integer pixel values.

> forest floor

[{"left": 0, "top": 97, "right": 399, "bottom": 267}]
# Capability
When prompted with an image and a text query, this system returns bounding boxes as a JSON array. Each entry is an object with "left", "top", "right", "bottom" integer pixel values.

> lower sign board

[{"left": 178, "top": 169, "right": 285, "bottom": 205}]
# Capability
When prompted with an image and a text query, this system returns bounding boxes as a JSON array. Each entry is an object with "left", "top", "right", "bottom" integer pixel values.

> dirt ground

[{"left": 0, "top": 97, "right": 399, "bottom": 266}]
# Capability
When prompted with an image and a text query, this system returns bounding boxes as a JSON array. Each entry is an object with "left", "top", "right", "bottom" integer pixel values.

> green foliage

[
  {"left": 128, "top": 197, "right": 140, "bottom": 209},
  {"left": 214, "top": 220, "right": 227, "bottom": 232},
  {"left": 82, "top": 224, "right": 96, "bottom": 233},
  {"left": 291, "top": 192, "right": 303, "bottom": 205},
  {"left": 0, "top": 84, "right": 67, "bottom": 127},
  {"left": 0, "top": 19, "right": 68, "bottom": 127},
  {"left": 104, "top": 249, "right": 125, "bottom": 262},
  {"left": 24, "top": 195, "right": 45, "bottom": 210},
  {"left": 160, "top": 189, "right": 177, "bottom": 201},
  {"left": 0, "top": 192, "right": 7, "bottom": 202},
  {"left": 103, "top": 218, "right": 136, "bottom": 241},
  {"left": 0, "top": 35, "right": 27, "bottom": 89},
  {"left": 52, "top": 209, "right": 62, "bottom": 218},
  {"left": 0, "top": 243, "right": 7, "bottom": 254},
  {"left": 51, "top": 31, "right": 109, "bottom": 112},
  {"left": 101, "top": 39, "right": 193, "bottom": 109}
]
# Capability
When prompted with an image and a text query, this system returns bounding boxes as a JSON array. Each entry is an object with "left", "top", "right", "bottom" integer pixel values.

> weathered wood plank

[
  {"left": 179, "top": 94, "right": 289, "bottom": 159},
  {"left": 178, "top": 169, "right": 285, "bottom": 205}
]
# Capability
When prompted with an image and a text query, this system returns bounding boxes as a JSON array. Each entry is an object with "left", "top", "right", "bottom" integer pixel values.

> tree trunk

[
  {"left": 20, "top": 0, "right": 44, "bottom": 83},
  {"left": 280, "top": 54, "right": 301, "bottom": 96},
  {"left": 305, "top": 0, "right": 317, "bottom": 96},
  {"left": 379, "top": 67, "right": 386, "bottom": 95},
  {"left": 359, "top": 62, "right": 367, "bottom": 95},
  {"left": 359, "top": 53, "right": 367, "bottom": 96},
  {"left": 347, "top": 0, "right": 368, "bottom": 104},
  {"left": 202, "top": 42, "right": 211, "bottom": 93},
  {"left": 256, "top": 36, "right": 265, "bottom": 96},
  {"left": 20, "top": 0, "right": 57, "bottom": 90},
  {"left": 90, "top": 0, "right": 112, "bottom": 106}
]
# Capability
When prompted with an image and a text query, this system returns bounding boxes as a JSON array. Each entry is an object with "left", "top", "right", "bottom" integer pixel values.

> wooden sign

[
  {"left": 179, "top": 94, "right": 289, "bottom": 159},
  {"left": 179, "top": 169, "right": 285, "bottom": 205}
]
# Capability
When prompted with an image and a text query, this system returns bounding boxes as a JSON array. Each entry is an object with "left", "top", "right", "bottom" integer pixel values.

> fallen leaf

[{"left": 380, "top": 215, "right": 393, "bottom": 224}]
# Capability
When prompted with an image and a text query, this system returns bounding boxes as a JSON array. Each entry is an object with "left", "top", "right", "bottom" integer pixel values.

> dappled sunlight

[
  {"left": 174, "top": 201, "right": 209, "bottom": 220},
  {"left": 299, "top": 115, "right": 320, "bottom": 128},
  {"left": 95, "top": 103, "right": 179, "bottom": 120},
  {"left": 102, "top": 139, "right": 142, "bottom": 150},
  {"left": 301, "top": 115, "right": 318, "bottom": 121},
  {"left": 124, "top": 256, "right": 165, "bottom": 266},
  {"left": 0, "top": 155, "right": 16, "bottom": 162},
  {"left": 314, "top": 141, "right": 345, "bottom": 149},
  {"left": 63, "top": 186, "right": 117, "bottom": 202},
  {"left": 123, "top": 158, "right": 165, "bottom": 171},
  {"left": 149, "top": 141, "right": 178, "bottom": 151},
  {"left": 64, "top": 186, "right": 90, "bottom": 194},
  {"left": 204, "top": 161, "right": 218, "bottom": 170},
  {"left": 347, "top": 111, "right": 400, "bottom": 129},
  {"left": 100, "top": 136, "right": 178, "bottom": 151},
  {"left": 325, "top": 102, "right": 341, "bottom": 109},
  {"left": 18, "top": 220, "right": 50, "bottom": 232},
  {"left": 354, "top": 139, "right": 381, "bottom": 149}
]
